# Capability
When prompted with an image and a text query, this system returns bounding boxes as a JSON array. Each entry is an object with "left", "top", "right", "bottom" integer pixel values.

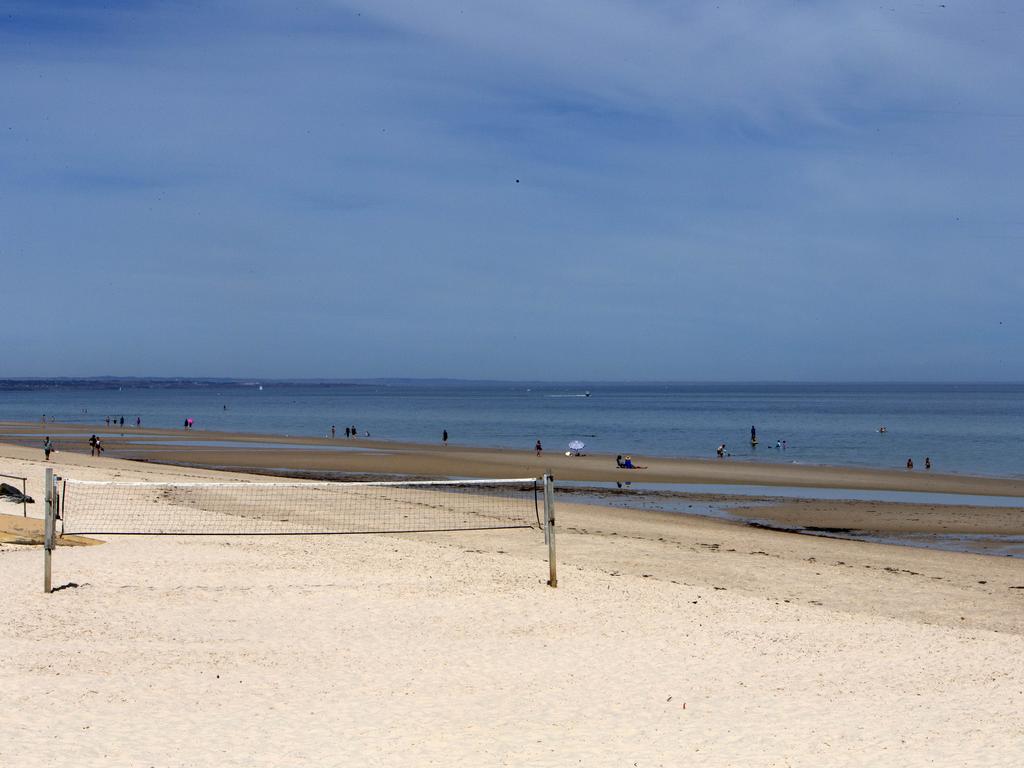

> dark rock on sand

[{"left": 0, "top": 483, "right": 34, "bottom": 504}]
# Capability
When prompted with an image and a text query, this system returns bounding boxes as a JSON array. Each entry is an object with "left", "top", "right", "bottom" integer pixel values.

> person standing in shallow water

[
  {"left": 442, "top": 429, "right": 448, "bottom": 446},
  {"left": 906, "top": 458, "right": 914, "bottom": 470},
  {"left": 925, "top": 457, "right": 931, "bottom": 470}
]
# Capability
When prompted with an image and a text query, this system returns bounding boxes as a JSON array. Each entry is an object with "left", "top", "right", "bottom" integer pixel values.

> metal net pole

[
  {"left": 544, "top": 474, "right": 557, "bottom": 588},
  {"left": 44, "top": 468, "right": 54, "bottom": 594}
]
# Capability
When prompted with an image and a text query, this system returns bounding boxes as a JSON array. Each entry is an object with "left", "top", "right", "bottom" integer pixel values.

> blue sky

[{"left": 1, "top": 1, "right": 1021, "bottom": 380}]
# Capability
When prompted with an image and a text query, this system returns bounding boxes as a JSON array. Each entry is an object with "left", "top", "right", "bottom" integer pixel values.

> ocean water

[{"left": 2, "top": 381, "right": 1023, "bottom": 478}]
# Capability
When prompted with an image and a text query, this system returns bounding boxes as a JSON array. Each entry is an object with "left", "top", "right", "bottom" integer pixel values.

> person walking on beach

[
  {"left": 331, "top": 425, "right": 336, "bottom": 439},
  {"left": 350, "top": 425, "right": 357, "bottom": 439},
  {"left": 43, "top": 437, "right": 53, "bottom": 461},
  {"left": 88, "top": 434, "right": 98, "bottom": 456},
  {"left": 136, "top": 416, "right": 141, "bottom": 428},
  {"left": 119, "top": 416, "right": 124, "bottom": 428},
  {"left": 345, "top": 426, "right": 350, "bottom": 438},
  {"left": 442, "top": 429, "right": 448, "bottom": 446},
  {"left": 535, "top": 440, "right": 543, "bottom": 455},
  {"left": 105, "top": 416, "right": 110, "bottom": 426}
]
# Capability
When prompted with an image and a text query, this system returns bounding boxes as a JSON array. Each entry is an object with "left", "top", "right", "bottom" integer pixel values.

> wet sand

[
  {"left": 3, "top": 422, "right": 1023, "bottom": 549},
  {"left": 5, "top": 420, "right": 1024, "bottom": 496}
]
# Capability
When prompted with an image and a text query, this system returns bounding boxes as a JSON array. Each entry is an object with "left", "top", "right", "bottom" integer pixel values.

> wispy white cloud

[{"left": 1, "top": 1, "right": 1021, "bottom": 378}]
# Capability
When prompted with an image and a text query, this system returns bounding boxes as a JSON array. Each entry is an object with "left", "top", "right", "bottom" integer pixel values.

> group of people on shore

[
  {"left": 907, "top": 457, "right": 932, "bottom": 470},
  {"left": 331, "top": 425, "right": 367, "bottom": 439},
  {"left": 43, "top": 433, "right": 112, "bottom": 459}
]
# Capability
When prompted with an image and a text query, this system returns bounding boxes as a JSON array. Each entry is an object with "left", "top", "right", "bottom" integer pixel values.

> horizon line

[{"left": 3, "top": 376, "right": 1024, "bottom": 386}]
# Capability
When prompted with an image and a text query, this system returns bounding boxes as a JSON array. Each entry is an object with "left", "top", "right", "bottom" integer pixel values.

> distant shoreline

[{"left": 5, "top": 377, "right": 1024, "bottom": 388}]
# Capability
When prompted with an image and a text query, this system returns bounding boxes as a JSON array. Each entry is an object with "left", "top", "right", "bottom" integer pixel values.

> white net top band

[{"left": 63, "top": 477, "right": 538, "bottom": 488}]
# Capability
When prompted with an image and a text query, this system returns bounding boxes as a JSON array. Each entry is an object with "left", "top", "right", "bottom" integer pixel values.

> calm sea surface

[{"left": 2, "top": 382, "right": 1022, "bottom": 478}]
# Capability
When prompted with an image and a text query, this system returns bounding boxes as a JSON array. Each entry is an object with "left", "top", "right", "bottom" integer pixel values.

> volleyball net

[
  {"left": 59, "top": 478, "right": 544, "bottom": 536},
  {"left": 42, "top": 471, "right": 558, "bottom": 590}
]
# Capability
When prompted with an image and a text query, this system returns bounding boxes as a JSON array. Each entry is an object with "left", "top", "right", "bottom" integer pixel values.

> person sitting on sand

[
  {"left": 616, "top": 455, "right": 625, "bottom": 468},
  {"left": 622, "top": 455, "right": 646, "bottom": 469}
]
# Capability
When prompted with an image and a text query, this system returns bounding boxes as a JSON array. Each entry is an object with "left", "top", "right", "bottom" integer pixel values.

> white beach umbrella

[{"left": 568, "top": 440, "right": 585, "bottom": 452}]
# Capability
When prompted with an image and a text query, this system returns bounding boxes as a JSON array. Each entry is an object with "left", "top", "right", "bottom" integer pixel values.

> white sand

[{"left": 2, "top": 447, "right": 1022, "bottom": 767}]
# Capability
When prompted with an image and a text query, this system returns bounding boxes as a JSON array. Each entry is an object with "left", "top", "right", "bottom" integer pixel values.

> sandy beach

[{"left": 2, "top": 439, "right": 1023, "bottom": 766}]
